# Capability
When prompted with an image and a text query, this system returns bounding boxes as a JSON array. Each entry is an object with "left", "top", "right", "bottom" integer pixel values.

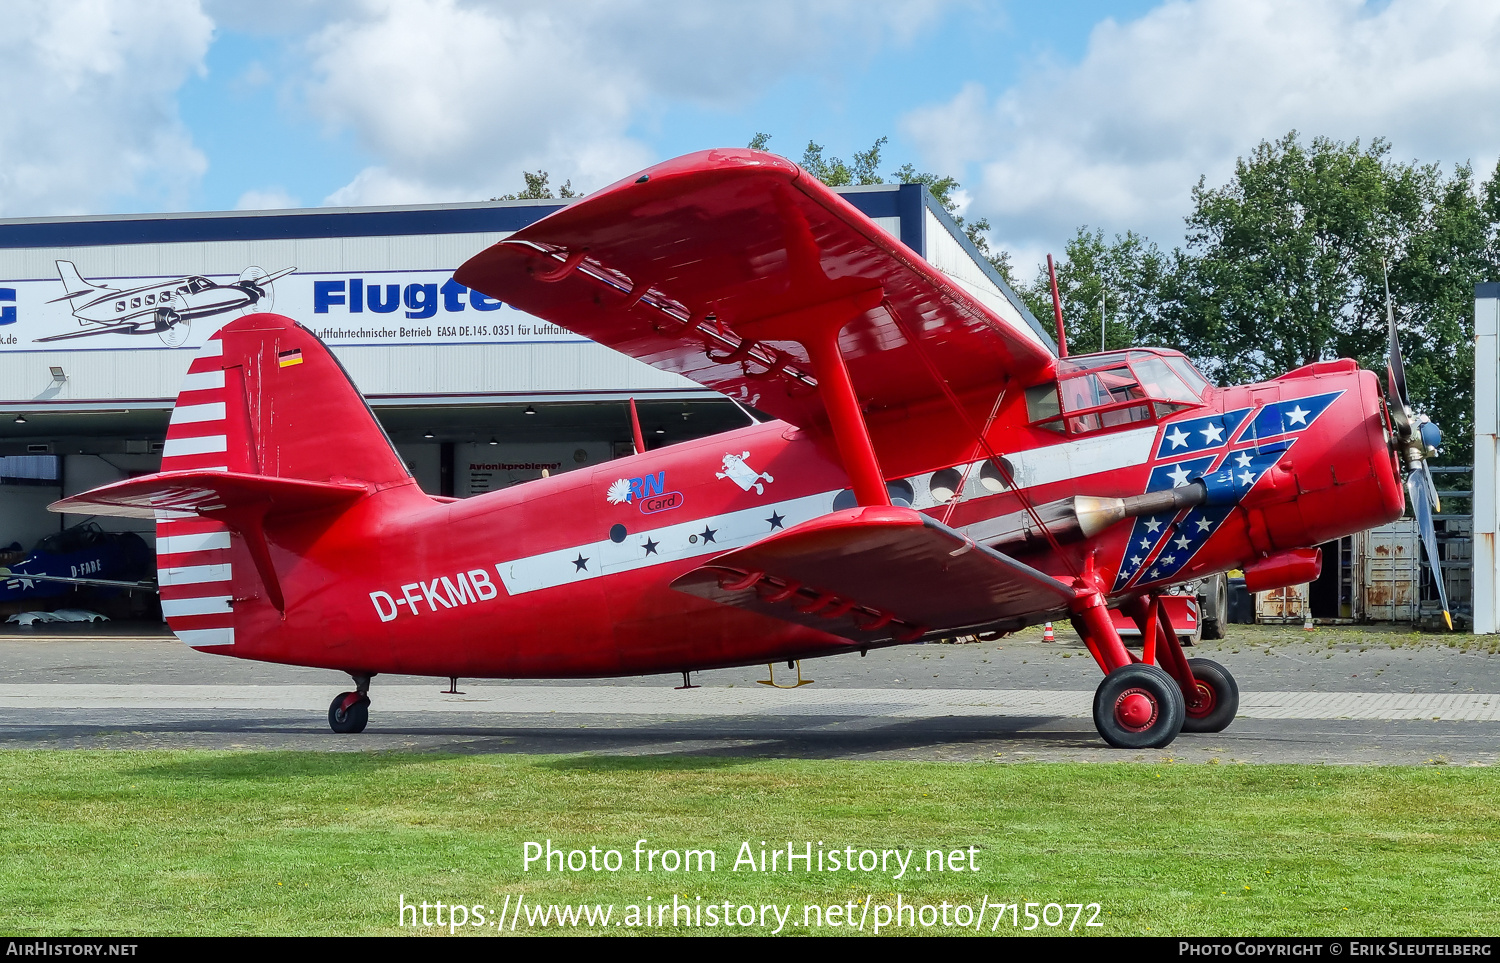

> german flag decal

[{"left": 278, "top": 348, "right": 303, "bottom": 368}]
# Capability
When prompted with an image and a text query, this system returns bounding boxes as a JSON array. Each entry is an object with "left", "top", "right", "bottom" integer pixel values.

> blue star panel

[
  {"left": 1155, "top": 407, "right": 1252, "bottom": 459},
  {"left": 1129, "top": 439, "right": 1298, "bottom": 588},
  {"left": 1240, "top": 391, "right": 1342, "bottom": 443},
  {"left": 1112, "top": 455, "right": 1217, "bottom": 590}
]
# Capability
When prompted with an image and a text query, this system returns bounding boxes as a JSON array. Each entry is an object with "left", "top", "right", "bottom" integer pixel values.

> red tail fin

[
  {"left": 161, "top": 313, "right": 409, "bottom": 485},
  {"left": 54, "top": 314, "right": 414, "bottom": 648}
]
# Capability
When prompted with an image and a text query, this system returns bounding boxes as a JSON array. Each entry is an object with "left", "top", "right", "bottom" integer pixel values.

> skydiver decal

[{"left": 717, "top": 452, "right": 774, "bottom": 494}]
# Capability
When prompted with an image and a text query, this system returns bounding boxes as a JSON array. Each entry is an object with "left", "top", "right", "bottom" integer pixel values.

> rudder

[
  {"left": 154, "top": 314, "right": 411, "bottom": 648},
  {"left": 161, "top": 313, "right": 410, "bottom": 486}
]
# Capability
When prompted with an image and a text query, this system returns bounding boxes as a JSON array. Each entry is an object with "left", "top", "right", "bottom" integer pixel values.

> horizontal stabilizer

[
  {"left": 671, "top": 506, "right": 1076, "bottom": 644},
  {"left": 49, "top": 469, "right": 368, "bottom": 520}
]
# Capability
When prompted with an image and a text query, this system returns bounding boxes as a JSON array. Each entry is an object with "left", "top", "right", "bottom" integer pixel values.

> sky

[{"left": 3, "top": 0, "right": 1499, "bottom": 279}]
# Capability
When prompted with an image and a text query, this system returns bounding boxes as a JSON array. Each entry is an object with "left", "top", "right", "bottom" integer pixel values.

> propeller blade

[
  {"left": 1408, "top": 468, "right": 1452, "bottom": 630},
  {"left": 1383, "top": 262, "right": 1412, "bottom": 436}
]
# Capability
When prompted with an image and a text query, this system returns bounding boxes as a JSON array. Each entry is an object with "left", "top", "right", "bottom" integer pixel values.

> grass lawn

[{"left": 2, "top": 752, "right": 1497, "bottom": 936}]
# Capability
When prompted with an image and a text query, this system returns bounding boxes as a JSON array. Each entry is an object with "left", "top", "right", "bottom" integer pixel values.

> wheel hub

[
  {"left": 1115, "top": 689, "right": 1158, "bottom": 731},
  {"left": 1186, "top": 680, "right": 1217, "bottom": 718}
]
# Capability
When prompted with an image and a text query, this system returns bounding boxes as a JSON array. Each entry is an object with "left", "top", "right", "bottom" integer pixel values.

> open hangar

[{"left": 0, "top": 183, "right": 1052, "bottom": 627}]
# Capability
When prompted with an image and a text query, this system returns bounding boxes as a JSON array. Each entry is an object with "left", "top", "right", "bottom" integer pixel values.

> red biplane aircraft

[{"left": 52, "top": 149, "right": 1446, "bottom": 748}]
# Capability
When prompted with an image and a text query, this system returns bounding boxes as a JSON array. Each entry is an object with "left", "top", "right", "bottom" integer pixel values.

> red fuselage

[{"left": 194, "top": 353, "right": 1401, "bottom": 680}]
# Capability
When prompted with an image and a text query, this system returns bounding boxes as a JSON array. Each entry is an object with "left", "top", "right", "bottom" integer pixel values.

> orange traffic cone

[{"left": 1042, "top": 622, "right": 1055, "bottom": 643}]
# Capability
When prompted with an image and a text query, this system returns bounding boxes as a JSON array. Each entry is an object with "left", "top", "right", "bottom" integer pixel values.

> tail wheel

[
  {"left": 1180, "top": 658, "right": 1239, "bottom": 733},
  {"left": 328, "top": 692, "right": 369, "bottom": 734},
  {"left": 1093, "top": 664, "right": 1185, "bottom": 749}
]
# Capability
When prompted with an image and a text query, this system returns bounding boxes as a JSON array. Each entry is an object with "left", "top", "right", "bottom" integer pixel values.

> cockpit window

[
  {"left": 1164, "top": 355, "right": 1212, "bottom": 395},
  {"left": 1131, "top": 356, "right": 1198, "bottom": 404},
  {"left": 1026, "top": 349, "right": 1208, "bottom": 435}
]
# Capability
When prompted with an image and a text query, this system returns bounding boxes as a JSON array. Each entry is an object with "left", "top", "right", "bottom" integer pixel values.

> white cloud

[
  {"left": 903, "top": 0, "right": 1500, "bottom": 268},
  {"left": 301, "top": 0, "right": 947, "bottom": 205},
  {"left": 0, "top": 0, "right": 213, "bottom": 216},
  {"left": 234, "top": 187, "right": 301, "bottom": 210}
]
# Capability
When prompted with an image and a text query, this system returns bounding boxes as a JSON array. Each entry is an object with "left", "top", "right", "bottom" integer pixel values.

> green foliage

[
  {"left": 1038, "top": 132, "right": 1496, "bottom": 469},
  {"left": 492, "top": 170, "right": 576, "bottom": 201},
  {"left": 1020, "top": 228, "right": 1177, "bottom": 354},
  {"left": 799, "top": 136, "right": 888, "bottom": 187}
]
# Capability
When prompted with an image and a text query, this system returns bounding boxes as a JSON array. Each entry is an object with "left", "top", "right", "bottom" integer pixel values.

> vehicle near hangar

[{"left": 52, "top": 149, "right": 1447, "bottom": 748}]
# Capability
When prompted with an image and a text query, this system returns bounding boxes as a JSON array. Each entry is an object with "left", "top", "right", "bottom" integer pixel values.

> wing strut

[
  {"left": 738, "top": 287, "right": 891, "bottom": 507},
  {"left": 883, "top": 298, "right": 1078, "bottom": 577}
]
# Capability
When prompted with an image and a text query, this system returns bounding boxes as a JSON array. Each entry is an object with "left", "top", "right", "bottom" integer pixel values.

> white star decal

[
  {"left": 1174, "top": 535, "right": 1191, "bottom": 550},
  {"left": 1140, "top": 538, "right": 1153, "bottom": 550},
  {"left": 1143, "top": 517, "right": 1163, "bottom": 532},
  {"left": 1238, "top": 470, "right": 1255, "bottom": 486},
  {"left": 1161, "top": 555, "right": 1176, "bottom": 565},
  {"left": 1200, "top": 423, "right": 1225, "bottom": 444},
  {"left": 1167, "top": 464, "right": 1194, "bottom": 487},
  {"left": 1286, "top": 404, "right": 1310, "bottom": 426},
  {"left": 1235, "top": 452, "right": 1253, "bottom": 468},
  {"left": 1195, "top": 518, "right": 1213, "bottom": 532},
  {"left": 1166, "top": 427, "right": 1190, "bottom": 449},
  {"left": 1130, "top": 555, "right": 1143, "bottom": 566},
  {"left": 1149, "top": 568, "right": 1161, "bottom": 578}
]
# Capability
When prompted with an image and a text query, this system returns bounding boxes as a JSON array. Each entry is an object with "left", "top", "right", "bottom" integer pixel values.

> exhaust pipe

[{"left": 968, "top": 483, "right": 1207, "bottom": 554}]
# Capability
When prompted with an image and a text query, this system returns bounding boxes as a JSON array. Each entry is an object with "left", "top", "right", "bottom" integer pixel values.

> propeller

[
  {"left": 237, "top": 266, "right": 295, "bottom": 314},
  {"left": 1382, "top": 263, "right": 1451, "bottom": 629}
]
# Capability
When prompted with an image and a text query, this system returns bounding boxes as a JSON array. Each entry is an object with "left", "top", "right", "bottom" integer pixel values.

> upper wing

[{"left": 455, "top": 149, "right": 1056, "bottom": 477}]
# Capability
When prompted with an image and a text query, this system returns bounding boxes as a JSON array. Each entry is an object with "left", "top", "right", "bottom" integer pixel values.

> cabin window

[
  {"left": 114, "top": 301, "right": 125, "bottom": 312},
  {"left": 1026, "top": 349, "right": 1207, "bottom": 436}
]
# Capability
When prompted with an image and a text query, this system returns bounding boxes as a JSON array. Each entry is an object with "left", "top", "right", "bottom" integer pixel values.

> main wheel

[
  {"left": 1180, "top": 658, "right": 1239, "bottom": 733},
  {"left": 1093, "top": 664, "right": 1186, "bottom": 749},
  {"left": 1201, "top": 577, "right": 1228, "bottom": 640},
  {"left": 328, "top": 692, "right": 369, "bottom": 734}
]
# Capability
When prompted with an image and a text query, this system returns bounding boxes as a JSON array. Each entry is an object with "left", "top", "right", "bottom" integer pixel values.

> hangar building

[{"left": 0, "top": 185, "right": 1050, "bottom": 568}]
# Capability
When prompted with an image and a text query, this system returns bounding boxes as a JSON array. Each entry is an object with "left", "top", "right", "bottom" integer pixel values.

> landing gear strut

[
  {"left": 1071, "top": 587, "right": 1240, "bottom": 748},
  {"left": 329, "top": 673, "right": 373, "bottom": 734}
]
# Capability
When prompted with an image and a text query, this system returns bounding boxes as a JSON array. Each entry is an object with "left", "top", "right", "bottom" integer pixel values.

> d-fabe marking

[{"left": 369, "top": 567, "right": 500, "bottom": 622}]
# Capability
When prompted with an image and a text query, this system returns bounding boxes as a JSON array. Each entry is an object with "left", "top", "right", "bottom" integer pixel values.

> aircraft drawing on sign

[
  {"left": 40, "top": 261, "right": 295, "bottom": 346},
  {"left": 52, "top": 149, "right": 1448, "bottom": 748}
]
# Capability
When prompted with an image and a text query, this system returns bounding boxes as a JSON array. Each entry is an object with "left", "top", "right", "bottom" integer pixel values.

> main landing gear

[
  {"left": 1072, "top": 591, "right": 1240, "bottom": 749},
  {"left": 329, "top": 673, "right": 372, "bottom": 734}
]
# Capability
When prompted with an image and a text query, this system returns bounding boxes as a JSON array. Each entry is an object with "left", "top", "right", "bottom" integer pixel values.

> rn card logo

[
  {"left": 716, "top": 451, "right": 774, "bottom": 495},
  {"left": 606, "top": 471, "right": 685, "bottom": 514}
]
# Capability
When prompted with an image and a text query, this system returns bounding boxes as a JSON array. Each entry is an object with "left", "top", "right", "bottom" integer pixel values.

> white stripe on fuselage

[
  {"left": 1004, "top": 424, "right": 1158, "bottom": 488},
  {"left": 497, "top": 491, "right": 839, "bottom": 595},
  {"left": 480, "top": 428, "right": 1159, "bottom": 598}
]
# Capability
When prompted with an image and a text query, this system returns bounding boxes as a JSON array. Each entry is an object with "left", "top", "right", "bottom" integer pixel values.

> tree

[
  {"left": 799, "top": 137, "right": 888, "bottom": 187},
  {"left": 1018, "top": 228, "right": 1177, "bottom": 354},
  {"left": 1173, "top": 132, "right": 1494, "bottom": 466},
  {"left": 491, "top": 170, "right": 577, "bottom": 201}
]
